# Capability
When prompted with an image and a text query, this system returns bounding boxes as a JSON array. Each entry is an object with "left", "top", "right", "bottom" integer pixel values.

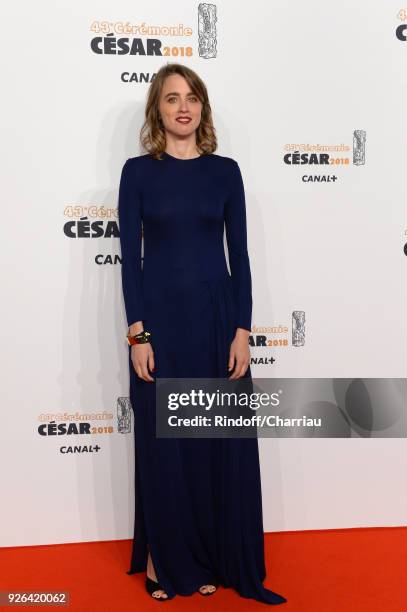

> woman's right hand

[{"left": 131, "top": 343, "right": 155, "bottom": 382}]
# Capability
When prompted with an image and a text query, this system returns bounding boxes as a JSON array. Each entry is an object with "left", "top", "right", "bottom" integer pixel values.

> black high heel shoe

[
  {"left": 145, "top": 575, "right": 169, "bottom": 601},
  {"left": 197, "top": 580, "right": 219, "bottom": 596}
]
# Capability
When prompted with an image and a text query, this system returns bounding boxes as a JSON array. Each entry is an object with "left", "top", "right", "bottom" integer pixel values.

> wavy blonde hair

[{"left": 140, "top": 62, "right": 217, "bottom": 160}]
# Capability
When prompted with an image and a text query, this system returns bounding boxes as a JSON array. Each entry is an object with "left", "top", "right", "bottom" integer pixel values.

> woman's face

[{"left": 158, "top": 74, "right": 202, "bottom": 138}]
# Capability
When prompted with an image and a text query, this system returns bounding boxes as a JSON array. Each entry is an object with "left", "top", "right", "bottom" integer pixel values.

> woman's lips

[{"left": 176, "top": 117, "right": 191, "bottom": 123}]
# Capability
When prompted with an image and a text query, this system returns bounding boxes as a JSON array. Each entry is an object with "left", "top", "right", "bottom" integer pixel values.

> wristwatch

[{"left": 127, "top": 330, "right": 151, "bottom": 345}]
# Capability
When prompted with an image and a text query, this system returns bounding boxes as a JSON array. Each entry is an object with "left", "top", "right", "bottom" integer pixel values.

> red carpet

[{"left": 1, "top": 527, "right": 406, "bottom": 610}]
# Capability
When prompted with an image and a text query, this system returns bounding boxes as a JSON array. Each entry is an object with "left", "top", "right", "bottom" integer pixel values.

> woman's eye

[{"left": 167, "top": 96, "right": 198, "bottom": 103}]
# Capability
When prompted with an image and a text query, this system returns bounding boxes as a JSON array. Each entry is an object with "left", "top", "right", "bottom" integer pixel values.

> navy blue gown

[{"left": 118, "top": 151, "right": 287, "bottom": 605}]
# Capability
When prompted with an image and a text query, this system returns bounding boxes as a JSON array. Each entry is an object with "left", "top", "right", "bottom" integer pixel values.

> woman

[{"left": 118, "top": 62, "right": 287, "bottom": 605}]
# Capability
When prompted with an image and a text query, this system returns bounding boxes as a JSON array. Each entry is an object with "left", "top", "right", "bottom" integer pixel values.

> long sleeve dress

[{"left": 118, "top": 151, "right": 287, "bottom": 605}]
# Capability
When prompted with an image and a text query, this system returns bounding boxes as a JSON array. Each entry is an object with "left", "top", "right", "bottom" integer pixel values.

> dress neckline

[{"left": 163, "top": 151, "right": 205, "bottom": 162}]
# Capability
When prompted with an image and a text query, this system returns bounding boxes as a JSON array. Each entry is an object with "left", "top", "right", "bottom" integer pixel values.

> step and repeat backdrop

[{"left": 2, "top": 1, "right": 407, "bottom": 546}]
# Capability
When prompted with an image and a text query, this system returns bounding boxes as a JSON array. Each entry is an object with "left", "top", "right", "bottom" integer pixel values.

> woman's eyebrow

[{"left": 164, "top": 91, "right": 196, "bottom": 98}]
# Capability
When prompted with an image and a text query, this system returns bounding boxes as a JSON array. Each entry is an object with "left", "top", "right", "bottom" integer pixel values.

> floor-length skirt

[{"left": 126, "top": 274, "right": 287, "bottom": 605}]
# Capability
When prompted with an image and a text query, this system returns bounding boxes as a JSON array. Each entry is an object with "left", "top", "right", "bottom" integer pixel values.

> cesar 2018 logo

[
  {"left": 396, "top": 9, "right": 407, "bottom": 40},
  {"left": 283, "top": 130, "right": 366, "bottom": 183}
]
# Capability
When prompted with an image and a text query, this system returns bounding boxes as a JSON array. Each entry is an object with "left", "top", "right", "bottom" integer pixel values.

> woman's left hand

[{"left": 228, "top": 328, "right": 251, "bottom": 379}]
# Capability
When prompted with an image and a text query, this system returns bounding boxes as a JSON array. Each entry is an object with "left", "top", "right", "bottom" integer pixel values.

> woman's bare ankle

[{"left": 147, "top": 551, "right": 157, "bottom": 581}]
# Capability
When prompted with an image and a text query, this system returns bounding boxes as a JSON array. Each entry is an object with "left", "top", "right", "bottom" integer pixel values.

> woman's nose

[{"left": 178, "top": 100, "right": 189, "bottom": 111}]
